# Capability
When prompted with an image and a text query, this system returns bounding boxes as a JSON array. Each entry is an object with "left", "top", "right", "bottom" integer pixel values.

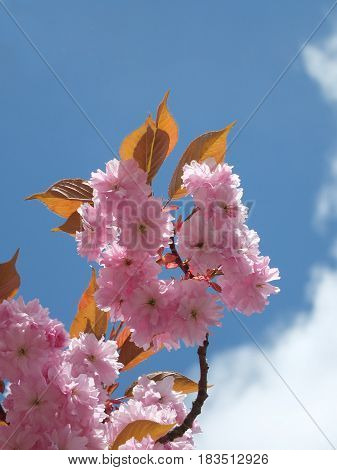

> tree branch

[
  {"left": 169, "top": 236, "right": 193, "bottom": 279},
  {"left": 157, "top": 334, "right": 209, "bottom": 444},
  {"left": 0, "top": 404, "right": 6, "bottom": 423}
]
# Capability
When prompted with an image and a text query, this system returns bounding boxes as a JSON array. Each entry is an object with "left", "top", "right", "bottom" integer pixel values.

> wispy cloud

[
  {"left": 303, "top": 30, "right": 337, "bottom": 228},
  {"left": 303, "top": 32, "right": 337, "bottom": 102},
  {"left": 314, "top": 156, "right": 337, "bottom": 228}
]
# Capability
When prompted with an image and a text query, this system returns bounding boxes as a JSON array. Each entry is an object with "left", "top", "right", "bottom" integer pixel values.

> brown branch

[
  {"left": 0, "top": 404, "right": 6, "bottom": 423},
  {"left": 159, "top": 228, "right": 210, "bottom": 443},
  {"left": 184, "top": 206, "right": 200, "bottom": 223},
  {"left": 169, "top": 236, "right": 193, "bottom": 279},
  {"left": 157, "top": 334, "right": 209, "bottom": 444}
]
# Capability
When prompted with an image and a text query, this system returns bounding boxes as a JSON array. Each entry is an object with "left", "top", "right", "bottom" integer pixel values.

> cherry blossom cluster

[
  {"left": 180, "top": 158, "right": 280, "bottom": 315},
  {"left": 0, "top": 155, "right": 279, "bottom": 450},
  {"left": 0, "top": 298, "right": 197, "bottom": 449},
  {"left": 106, "top": 375, "right": 199, "bottom": 450},
  {"left": 0, "top": 298, "right": 117, "bottom": 449},
  {"left": 76, "top": 157, "right": 279, "bottom": 350}
]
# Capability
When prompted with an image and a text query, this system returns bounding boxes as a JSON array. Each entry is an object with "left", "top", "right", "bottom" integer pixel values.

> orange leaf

[
  {"left": 0, "top": 422, "right": 7, "bottom": 427},
  {"left": 116, "top": 326, "right": 132, "bottom": 349},
  {"left": 26, "top": 179, "right": 93, "bottom": 218},
  {"left": 120, "top": 115, "right": 155, "bottom": 166},
  {"left": 125, "top": 371, "right": 201, "bottom": 397},
  {"left": 51, "top": 211, "right": 82, "bottom": 236},
  {"left": 118, "top": 332, "right": 158, "bottom": 372},
  {"left": 120, "top": 92, "right": 178, "bottom": 182},
  {"left": 70, "top": 268, "right": 108, "bottom": 340},
  {"left": 0, "top": 249, "right": 20, "bottom": 303},
  {"left": 168, "top": 122, "right": 236, "bottom": 199},
  {"left": 109, "top": 420, "right": 175, "bottom": 450},
  {"left": 146, "top": 91, "right": 178, "bottom": 180},
  {"left": 156, "top": 91, "right": 179, "bottom": 157}
]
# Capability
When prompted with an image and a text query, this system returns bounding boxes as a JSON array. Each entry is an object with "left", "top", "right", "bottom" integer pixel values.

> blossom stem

[
  {"left": 169, "top": 236, "right": 193, "bottom": 279},
  {"left": 157, "top": 334, "right": 209, "bottom": 444},
  {"left": 0, "top": 404, "right": 6, "bottom": 423},
  {"left": 183, "top": 206, "right": 199, "bottom": 223}
]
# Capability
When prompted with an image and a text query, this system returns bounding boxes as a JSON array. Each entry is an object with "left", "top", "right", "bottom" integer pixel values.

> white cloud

[
  {"left": 303, "top": 31, "right": 337, "bottom": 228},
  {"left": 196, "top": 264, "right": 337, "bottom": 449},
  {"left": 193, "top": 32, "right": 337, "bottom": 450},
  {"left": 314, "top": 156, "right": 337, "bottom": 228},
  {"left": 303, "top": 33, "right": 337, "bottom": 102}
]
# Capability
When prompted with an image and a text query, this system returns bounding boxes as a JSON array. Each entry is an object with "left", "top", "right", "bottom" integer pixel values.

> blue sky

[{"left": 1, "top": 1, "right": 337, "bottom": 448}]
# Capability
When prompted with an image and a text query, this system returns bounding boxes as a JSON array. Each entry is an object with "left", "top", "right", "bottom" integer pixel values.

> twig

[
  {"left": 184, "top": 206, "right": 200, "bottom": 223},
  {"left": 163, "top": 198, "right": 172, "bottom": 209},
  {"left": 0, "top": 404, "right": 6, "bottom": 423},
  {"left": 157, "top": 334, "right": 209, "bottom": 444},
  {"left": 169, "top": 236, "right": 193, "bottom": 279}
]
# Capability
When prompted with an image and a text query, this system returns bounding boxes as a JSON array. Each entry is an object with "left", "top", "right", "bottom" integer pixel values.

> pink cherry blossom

[
  {"left": 119, "top": 436, "right": 156, "bottom": 450},
  {"left": 218, "top": 256, "right": 280, "bottom": 315},
  {"left": 133, "top": 375, "right": 186, "bottom": 423},
  {"left": 122, "top": 280, "right": 172, "bottom": 349},
  {"left": 182, "top": 158, "right": 240, "bottom": 195},
  {"left": 47, "top": 425, "right": 88, "bottom": 450},
  {"left": 100, "top": 243, "right": 160, "bottom": 278},
  {"left": 0, "top": 326, "right": 49, "bottom": 381},
  {"left": 5, "top": 376, "right": 62, "bottom": 427},
  {"left": 76, "top": 203, "right": 118, "bottom": 261},
  {"left": 107, "top": 375, "right": 198, "bottom": 450},
  {"left": 177, "top": 211, "right": 226, "bottom": 273},
  {"left": 96, "top": 245, "right": 161, "bottom": 322},
  {"left": 116, "top": 196, "right": 173, "bottom": 255},
  {"left": 66, "top": 333, "right": 122, "bottom": 384},
  {"left": 172, "top": 280, "right": 223, "bottom": 347},
  {"left": 0, "top": 425, "right": 39, "bottom": 450},
  {"left": 90, "top": 159, "right": 151, "bottom": 204}
]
